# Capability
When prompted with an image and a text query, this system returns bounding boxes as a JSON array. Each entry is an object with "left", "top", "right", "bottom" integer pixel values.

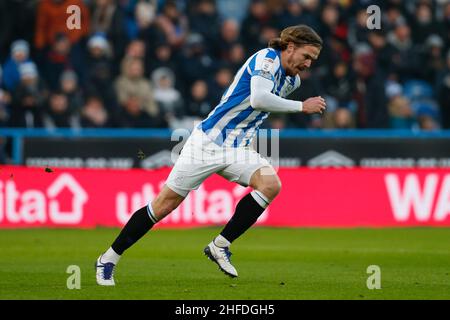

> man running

[{"left": 96, "top": 25, "right": 326, "bottom": 285}]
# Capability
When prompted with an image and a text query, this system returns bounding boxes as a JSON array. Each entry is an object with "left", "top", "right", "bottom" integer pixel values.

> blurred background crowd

[{"left": 0, "top": 0, "right": 449, "bottom": 131}]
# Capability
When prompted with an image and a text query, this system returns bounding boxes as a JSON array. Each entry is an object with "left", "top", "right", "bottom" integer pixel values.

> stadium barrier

[
  {"left": 1, "top": 166, "right": 450, "bottom": 228},
  {"left": 2, "top": 128, "right": 450, "bottom": 169}
]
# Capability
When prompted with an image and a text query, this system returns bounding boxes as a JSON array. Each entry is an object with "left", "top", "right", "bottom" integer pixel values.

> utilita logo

[
  {"left": 0, "top": 174, "right": 88, "bottom": 224},
  {"left": 385, "top": 173, "right": 450, "bottom": 222},
  {"left": 116, "top": 183, "right": 269, "bottom": 225}
]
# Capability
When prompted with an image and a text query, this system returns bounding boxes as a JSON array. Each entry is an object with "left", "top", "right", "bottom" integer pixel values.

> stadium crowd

[{"left": 0, "top": 0, "right": 449, "bottom": 131}]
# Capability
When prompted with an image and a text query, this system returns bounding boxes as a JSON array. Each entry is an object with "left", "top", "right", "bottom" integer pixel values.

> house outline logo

[
  {"left": 141, "top": 150, "right": 174, "bottom": 169},
  {"left": 47, "top": 173, "right": 88, "bottom": 224},
  {"left": 307, "top": 150, "right": 355, "bottom": 168}
]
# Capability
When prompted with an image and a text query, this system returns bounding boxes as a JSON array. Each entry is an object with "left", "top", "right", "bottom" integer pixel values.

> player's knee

[
  {"left": 152, "top": 197, "right": 182, "bottom": 220},
  {"left": 153, "top": 200, "right": 177, "bottom": 220},
  {"left": 151, "top": 186, "right": 185, "bottom": 220},
  {"left": 259, "top": 177, "right": 282, "bottom": 200}
]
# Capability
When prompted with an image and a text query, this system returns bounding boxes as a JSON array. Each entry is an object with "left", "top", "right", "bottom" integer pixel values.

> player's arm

[{"left": 250, "top": 76, "right": 326, "bottom": 114}]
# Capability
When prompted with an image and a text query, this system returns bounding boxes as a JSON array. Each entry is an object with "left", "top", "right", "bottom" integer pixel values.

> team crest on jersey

[{"left": 261, "top": 58, "right": 274, "bottom": 72}]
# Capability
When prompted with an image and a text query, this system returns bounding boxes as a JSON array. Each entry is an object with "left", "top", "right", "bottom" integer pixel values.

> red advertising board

[{"left": 1, "top": 166, "right": 450, "bottom": 228}]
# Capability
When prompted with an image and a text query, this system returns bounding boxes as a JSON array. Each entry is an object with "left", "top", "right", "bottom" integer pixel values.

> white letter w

[{"left": 385, "top": 173, "right": 438, "bottom": 222}]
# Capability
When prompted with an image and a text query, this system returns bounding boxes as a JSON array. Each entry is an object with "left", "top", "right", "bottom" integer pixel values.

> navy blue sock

[
  {"left": 220, "top": 193, "right": 266, "bottom": 243},
  {"left": 111, "top": 206, "right": 154, "bottom": 255}
]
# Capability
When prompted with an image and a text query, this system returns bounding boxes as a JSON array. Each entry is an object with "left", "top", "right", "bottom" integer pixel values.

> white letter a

[{"left": 66, "top": 5, "right": 81, "bottom": 30}]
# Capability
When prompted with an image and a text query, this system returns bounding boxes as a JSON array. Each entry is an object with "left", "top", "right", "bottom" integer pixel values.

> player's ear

[{"left": 287, "top": 42, "right": 295, "bottom": 53}]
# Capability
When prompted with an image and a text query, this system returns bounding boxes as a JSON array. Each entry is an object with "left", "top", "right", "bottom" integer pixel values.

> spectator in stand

[
  {"left": 213, "top": 19, "right": 241, "bottom": 62},
  {"left": 189, "top": 0, "right": 221, "bottom": 48},
  {"left": 411, "top": 2, "right": 441, "bottom": 45},
  {"left": 148, "top": 41, "right": 179, "bottom": 75},
  {"left": 125, "top": 39, "right": 146, "bottom": 60},
  {"left": 0, "top": 0, "right": 36, "bottom": 63},
  {"left": 333, "top": 108, "right": 355, "bottom": 129},
  {"left": 43, "top": 91, "right": 79, "bottom": 129},
  {"left": 385, "top": 81, "right": 416, "bottom": 129},
  {"left": 241, "top": 0, "right": 277, "bottom": 55},
  {"left": 0, "top": 0, "right": 448, "bottom": 134},
  {"left": 228, "top": 43, "right": 246, "bottom": 73},
  {"left": 322, "top": 61, "right": 353, "bottom": 107},
  {"left": 267, "top": 114, "right": 287, "bottom": 130},
  {"left": 42, "top": 33, "right": 74, "bottom": 91},
  {"left": 85, "top": 33, "right": 118, "bottom": 112},
  {"left": 124, "top": 39, "right": 152, "bottom": 76},
  {"left": 352, "top": 44, "right": 389, "bottom": 128},
  {"left": 90, "top": 0, "right": 129, "bottom": 75},
  {"left": 151, "top": 67, "right": 184, "bottom": 128},
  {"left": 387, "top": 17, "right": 421, "bottom": 81},
  {"left": 367, "top": 29, "right": 398, "bottom": 76},
  {"left": 80, "top": 95, "right": 112, "bottom": 128},
  {"left": 317, "top": 3, "right": 340, "bottom": 42},
  {"left": 156, "top": 1, "right": 189, "bottom": 49},
  {"left": 208, "top": 65, "right": 233, "bottom": 104},
  {"left": 322, "top": 106, "right": 355, "bottom": 129},
  {"left": 178, "top": 33, "right": 214, "bottom": 91},
  {"left": 388, "top": 96, "right": 416, "bottom": 130},
  {"left": 257, "top": 25, "right": 280, "bottom": 56},
  {"left": 0, "top": 65, "right": 11, "bottom": 126},
  {"left": 127, "top": 0, "right": 157, "bottom": 40},
  {"left": 60, "top": 69, "right": 83, "bottom": 113},
  {"left": 132, "top": 0, "right": 167, "bottom": 72},
  {"left": 382, "top": 3, "right": 403, "bottom": 33},
  {"left": 115, "top": 56, "right": 160, "bottom": 120},
  {"left": 2, "top": 40, "right": 33, "bottom": 92},
  {"left": 442, "top": 2, "right": 450, "bottom": 49},
  {"left": 316, "top": 31, "right": 351, "bottom": 77},
  {"left": 437, "top": 49, "right": 450, "bottom": 129},
  {"left": 9, "top": 62, "right": 47, "bottom": 128},
  {"left": 86, "top": 33, "right": 113, "bottom": 67},
  {"left": 185, "top": 79, "right": 213, "bottom": 118},
  {"left": 134, "top": 1, "right": 166, "bottom": 58},
  {"left": 347, "top": 6, "right": 371, "bottom": 48},
  {"left": 417, "top": 108, "right": 440, "bottom": 131},
  {"left": 287, "top": 68, "right": 323, "bottom": 128},
  {"left": 216, "top": 0, "right": 250, "bottom": 23},
  {"left": 34, "top": 0, "right": 90, "bottom": 51},
  {"left": 115, "top": 93, "right": 163, "bottom": 128},
  {"left": 278, "top": 0, "right": 312, "bottom": 29},
  {"left": 34, "top": 0, "right": 90, "bottom": 75},
  {"left": 299, "top": 0, "right": 321, "bottom": 30},
  {"left": 420, "top": 34, "right": 446, "bottom": 84}
]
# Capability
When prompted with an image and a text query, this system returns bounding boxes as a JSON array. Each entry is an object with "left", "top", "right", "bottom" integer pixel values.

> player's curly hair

[{"left": 268, "top": 25, "right": 323, "bottom": 50}]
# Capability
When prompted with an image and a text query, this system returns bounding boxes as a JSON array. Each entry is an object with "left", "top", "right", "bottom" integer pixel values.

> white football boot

[
  {"left": 204, "top": 241, "right": 238, "bottom": 278},
  {"left": 95, "top": 255, "right": 116, "bottom": 286}
]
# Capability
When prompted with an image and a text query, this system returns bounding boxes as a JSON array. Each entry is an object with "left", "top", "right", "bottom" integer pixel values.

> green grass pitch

[{"left": 0, "top": 227, "right": 449, "bottom": 300}]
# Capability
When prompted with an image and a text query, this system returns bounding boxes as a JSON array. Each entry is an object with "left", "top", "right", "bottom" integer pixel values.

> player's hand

[{"left": 302, "top": 96, "right": 326, "bottom": 114}]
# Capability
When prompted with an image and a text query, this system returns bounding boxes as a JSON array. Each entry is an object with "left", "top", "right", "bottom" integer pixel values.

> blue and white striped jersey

[{"left": 198, "top": 47, "right": 301, "bottom": 148}]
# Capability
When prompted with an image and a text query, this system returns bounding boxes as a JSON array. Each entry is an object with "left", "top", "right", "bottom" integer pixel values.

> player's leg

[
  {"left": 204, "top": 166, "right": 279, "bottom": 278},
  {"left": 219, "top": 166, "right": 280, "bottom": 244},
  {"left": 107, "top": 185, "right": 185, "bottom": 258},
  {"left": 96, "top": 185, "right": 184, "bottom": 286},
  {"left": 204, "top": 146, "right": 279, "bottom": 277},
  {"left": 97, "top": 127, "right": 225, "bottom": 285}
]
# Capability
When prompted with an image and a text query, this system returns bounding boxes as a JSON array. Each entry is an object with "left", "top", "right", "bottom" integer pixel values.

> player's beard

[{"left": 292, "top": 65, "right": 304, "bottom": 75}]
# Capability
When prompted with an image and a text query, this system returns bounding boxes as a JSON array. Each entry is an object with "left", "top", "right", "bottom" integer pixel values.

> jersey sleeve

[
  {"left": 250, "top": 76, "right": 302, "bottom": 113},
  {"left": 249, "top": 49, "right": 279, "bottom": 83}
]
